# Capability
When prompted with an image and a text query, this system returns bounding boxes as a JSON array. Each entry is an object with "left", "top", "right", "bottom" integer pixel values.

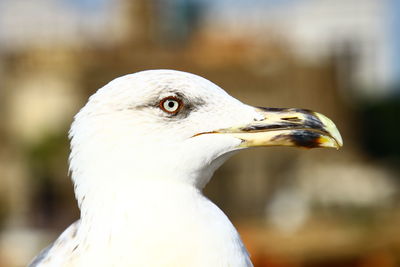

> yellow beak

[{"left": 199, "top": 107, "right": 343, "bottom": 149}]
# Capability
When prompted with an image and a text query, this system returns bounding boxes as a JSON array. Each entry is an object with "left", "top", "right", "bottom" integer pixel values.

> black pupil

[{"left": 168, "top": 101, "right": 176, "bottom": 108}]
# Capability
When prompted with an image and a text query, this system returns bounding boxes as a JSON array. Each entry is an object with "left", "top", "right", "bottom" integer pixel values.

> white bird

[{"left": 29, "top": 69, "right": 342, "bottom": 267}]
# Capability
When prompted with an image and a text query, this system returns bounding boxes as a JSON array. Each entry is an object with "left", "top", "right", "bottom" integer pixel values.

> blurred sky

[
  {"left": 388, "top": 0, "right": 400, "bottom": 86},
  {"left": 0, "top": 0, "right": 398, "bottom": 90},
  {"left": 67, "top": 0, "right": 109, "bottom": 10},
  {"left": 65, "top": 0, "right": 400, "bottom": 89}
]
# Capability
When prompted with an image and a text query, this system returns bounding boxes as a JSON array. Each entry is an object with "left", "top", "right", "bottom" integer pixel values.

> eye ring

[{"left": 159, "top": 97, "right": 183, "bottom": 114}]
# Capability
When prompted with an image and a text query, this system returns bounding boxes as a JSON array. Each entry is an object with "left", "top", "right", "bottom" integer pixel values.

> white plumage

[{"left": 30, "top": 70, "right": 342, "bottom": 267}]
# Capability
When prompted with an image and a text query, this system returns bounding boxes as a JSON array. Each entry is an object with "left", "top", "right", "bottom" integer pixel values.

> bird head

[{"left": 69, "top": 70, "right": 342, "bottom": 204}]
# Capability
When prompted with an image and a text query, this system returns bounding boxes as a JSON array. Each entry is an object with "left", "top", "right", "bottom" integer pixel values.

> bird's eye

[{"left": 159, "top": 97, "right": 183, "bottom": 114}]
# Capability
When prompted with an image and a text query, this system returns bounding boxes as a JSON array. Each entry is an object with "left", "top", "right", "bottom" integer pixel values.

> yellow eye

[{"left": 159, "top": 97, "right": 183, "bottom": 114}]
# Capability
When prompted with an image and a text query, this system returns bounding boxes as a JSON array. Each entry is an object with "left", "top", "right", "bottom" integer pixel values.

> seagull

[{"left": 29, "top": 69, "right": 342, "bottom": 267}]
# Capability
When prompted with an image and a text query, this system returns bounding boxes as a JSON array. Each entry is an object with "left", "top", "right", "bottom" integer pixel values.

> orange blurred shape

[
  {"left": 359, "top": 251, "right": 397, "bottom": 267},
  {"left": 251, "top": 253, "right": 300, "bottom": 267}
]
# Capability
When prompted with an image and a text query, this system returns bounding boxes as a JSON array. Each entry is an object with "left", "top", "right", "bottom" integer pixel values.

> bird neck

[{"left": 77, "top": 178, "right": 201, "bottom": 226}]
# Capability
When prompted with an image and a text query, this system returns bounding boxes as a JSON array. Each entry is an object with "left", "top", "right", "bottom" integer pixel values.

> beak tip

[
  {"left": 315, "top": 112, "right": 343, "bottom": 149},
  {"left": 317, "top": 131, "right": 343, "bottom": 150}
]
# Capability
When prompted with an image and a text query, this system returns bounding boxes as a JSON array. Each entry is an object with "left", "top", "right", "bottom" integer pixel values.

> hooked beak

[{"left": 197, "top": 107, "right": 343, "bottom": 149}]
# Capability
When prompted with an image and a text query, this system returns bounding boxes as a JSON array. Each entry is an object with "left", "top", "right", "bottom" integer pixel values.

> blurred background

[{"left": 0, "top": 0, "right": 400, "bottom": 266}]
